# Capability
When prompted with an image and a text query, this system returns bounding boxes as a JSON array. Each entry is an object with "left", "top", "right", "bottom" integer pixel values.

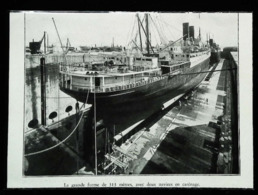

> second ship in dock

[{"left": 59, "top": 13, "right": 211, "bottom": 107}]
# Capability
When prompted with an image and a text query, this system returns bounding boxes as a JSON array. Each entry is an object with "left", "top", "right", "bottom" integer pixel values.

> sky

[{"left": 25, "top": 12, "right": 238, "bottom": 50}]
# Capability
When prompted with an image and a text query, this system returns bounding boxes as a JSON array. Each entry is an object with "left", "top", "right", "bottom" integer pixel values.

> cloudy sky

[{"left": 25, "top": 12, "right": 238, "bottom": 50}]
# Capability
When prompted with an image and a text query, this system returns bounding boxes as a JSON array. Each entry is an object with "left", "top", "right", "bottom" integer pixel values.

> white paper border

[{"left": 7, "top": 12, "right": 253, "bottom": 189}]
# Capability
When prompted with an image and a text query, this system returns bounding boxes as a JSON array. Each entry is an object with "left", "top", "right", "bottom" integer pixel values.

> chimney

[
  {"left": 189, "top": 26, "right": 195, "bottom": 40},
  {"left": 209, "top": 39, "right": 213, "bottom": 46},
  {"left": 183, "top": 23, "right": 189, "bottom": 41}
]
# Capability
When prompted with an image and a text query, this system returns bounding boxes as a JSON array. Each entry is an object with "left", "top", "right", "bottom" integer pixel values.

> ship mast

[
  {"left": 136, "top": 14, "right": 143, "bottom": 52},
  {"left": 44, "top": 31, "right": 46, "bottom": 54},
  {"left": 135, "top": 13, "right": 154, "bottom": 54},
  {"left": 145, "top": 13, "right": 150, "bottom": 55},
  {"left": 52, "top": 18, "right": 65, "bottom": 53},
  {"left": 198, "top": 13, "right": 202, "bottom": 43}
]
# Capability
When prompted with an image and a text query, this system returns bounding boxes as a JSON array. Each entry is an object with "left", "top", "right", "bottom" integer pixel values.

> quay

[
  {"left": 104, "top": 54, "right": 238, "bottom": 174},
  {"left": 25, "top": 53, "right": 85, "bottom": 68}
]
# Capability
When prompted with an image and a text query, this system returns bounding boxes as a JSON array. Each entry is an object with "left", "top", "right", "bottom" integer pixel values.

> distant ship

[
  {"left": 29, "top": 34, "right": 45, "bottom": 54},
  {"left": 59, "top": 14, "right": 211, "bottom": 107},
  {"left": 209, "top": 38, "right": 221, "bottom": 63},
  {"left": 28, "top": 31, "right": 54, "bottom": 54}
]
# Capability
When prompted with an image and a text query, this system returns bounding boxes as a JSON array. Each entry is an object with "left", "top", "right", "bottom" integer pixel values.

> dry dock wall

[{"left": 25, "top": 53, "right": 86, "bottom": 68}]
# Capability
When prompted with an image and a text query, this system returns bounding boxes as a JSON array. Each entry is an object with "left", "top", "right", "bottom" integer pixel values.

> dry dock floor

[{"left": 117, "top": 60, "right": 228, "bottom": 174}]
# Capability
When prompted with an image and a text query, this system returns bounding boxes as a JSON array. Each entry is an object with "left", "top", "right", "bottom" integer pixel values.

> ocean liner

[
  {"left": 59, "top": 14, "right": 211, "bottom": 106},
  {"left": 209, "top": 37, "right": 221, "bottom": 64}
]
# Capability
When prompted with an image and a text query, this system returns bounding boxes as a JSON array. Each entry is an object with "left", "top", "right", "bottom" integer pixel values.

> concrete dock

[
  {"left": 24, "top": 54, "right": 238, "bottom": 175},
  {"left": 106, "top": 58, "right": 236, "bottom": 174},
  {"left": 24, "top": 107, "right": 92, "bottom": 175}
]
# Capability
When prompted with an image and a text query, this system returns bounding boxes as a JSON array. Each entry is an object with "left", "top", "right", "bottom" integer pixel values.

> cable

[
  {"left": 171, "top": 68, "right": 237, "bottom": 77},
  {"left": 24, "top": 89, "right": 90, "bottom": 157},
  {"left": 25, "top": 95, "right": 74, "bottom": 99},
  {"left": 149, "top": 15, "right": 163, "bottom": 45},
  {"left": 159, "top": 15, "right": 182, "bottom": 33},
  {"left": 125, "top": 15, "right": 135, "bottom": 46},
  {"left": 126, "top": 16, "right": 137, "bottom": 47},
  {"left": 149, "top": 18, "right": 159, "bottom": 46},
  {"left": 156, "top": 16, "right": 168, "bottom": 43},
  {"left": 156, "top": 16, "right": 168, "bottom": 44},
  {"left": 94, "top": 75, "right": 97, "bottom": 175},
  {"left": 159, "top": 16, "right": 176, "bottom": 41}
]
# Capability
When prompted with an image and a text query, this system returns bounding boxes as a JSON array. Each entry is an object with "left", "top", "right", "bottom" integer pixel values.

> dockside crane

[{"left": 52, "top": 17, "right": 68, "bottom": 63}]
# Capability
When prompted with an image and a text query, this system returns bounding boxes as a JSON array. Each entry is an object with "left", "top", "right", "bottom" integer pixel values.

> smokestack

[
  {"left": 189, "top": 26, "right": 195, "bottom": 40},
  {"left": 47, "top": 33, "right": 49, "bottom": 52},
  {"left": 44, "top": 31, "right": 46, "bottom": 54},
  {"left": 209, "top": 38, "right": 213, "bottom": 46},
  {"left": 183, "top": 23, "right": 189, "bottom": 41}
]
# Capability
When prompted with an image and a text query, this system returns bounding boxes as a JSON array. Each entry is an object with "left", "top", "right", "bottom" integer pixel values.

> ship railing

[
  {"left": 67, "top": 75, "right": 166, "bottom": 93},
  {"left": 69, "top": 85, "right": 90, "bottom": 92}
]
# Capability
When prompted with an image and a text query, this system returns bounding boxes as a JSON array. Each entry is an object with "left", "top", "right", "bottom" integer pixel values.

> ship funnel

[
  {"left": 209, "top": 38, "right": 213, "bottom": 46},
  {"left": 183, "top": 23, "right": 189, "bottom": 40},
  {"left": 189, "top": 26, "right": 195, "bottom": 40}
]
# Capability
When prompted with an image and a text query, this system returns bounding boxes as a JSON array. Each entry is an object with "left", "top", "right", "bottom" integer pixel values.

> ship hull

[
  {"left": 60, "top": 57, "right": 210, "bottom": 109},
  {"left": 210, "top": 51, "right": 221, "bottom": 64}
]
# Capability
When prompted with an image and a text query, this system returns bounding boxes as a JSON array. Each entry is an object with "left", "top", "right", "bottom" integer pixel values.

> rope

[
  {"left": 128, "top": 16, "right": 138, "bottom": 48},
  {"left": 125, "top": 15, "right": 135, "bottom": 46},
  {"left": 170, "top": 68, "right": 237, "bottom": 77},
  {"left": 152, "top": 15, "right": 166, "bottom": 44},
  {"left": 126, "top": 16, "right": 137, "bottom": 47},
  {"left": 160, "top": 15, "right": 182, "bottom": 33},
  {"left": 25, "top": 95, "right": 74, "bottom": 99},
  {"left": 94, "top": 75, "right": 97, "bottom": 175},
  {"left": 155, "top": 16, "right": 168, "bottom": 43},
  {"left": 158, "top": 16, "right": 176, "bottom": 41},
  {"left": 24, "top": 89, "right": 90, "bottom": 157},
  {"left": 149, "top": 18, "right": 160, "bottom": 46},
  {"left": 158, "top": 15, "right": 182, "bottom": 42}
]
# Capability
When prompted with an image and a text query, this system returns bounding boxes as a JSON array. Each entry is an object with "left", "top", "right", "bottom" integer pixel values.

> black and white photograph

[{"left": 8, "top": 11, "right": 253, "bottom": 188}]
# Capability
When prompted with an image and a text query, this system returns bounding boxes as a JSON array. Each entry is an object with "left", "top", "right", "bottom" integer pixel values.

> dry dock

[
  {"left": 105, "top": 57, "right": 237, "bottom": 174},
  {"left": 24, "top": 53, "right": 238, "bottom": 175},
  {"left": 24, "top": 107, "right": 92, "bottom": 175}
]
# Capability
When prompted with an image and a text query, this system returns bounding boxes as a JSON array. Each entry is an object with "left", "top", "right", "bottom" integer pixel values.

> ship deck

[{"left": 70, "top": 68, "right": 161, "bottom": 77}]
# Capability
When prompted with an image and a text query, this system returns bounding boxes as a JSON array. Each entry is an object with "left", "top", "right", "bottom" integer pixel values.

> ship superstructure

[{"left": 58, "top": 13, "right": 211, "bottom": 106}]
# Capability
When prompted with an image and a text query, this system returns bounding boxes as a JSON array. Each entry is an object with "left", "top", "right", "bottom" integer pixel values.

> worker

[
  {"left": 76, "top": 101, "right": 79, "bottom": 112},
  {"left": 179, "top": 100, "right": 182, "bottom": 107}
]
